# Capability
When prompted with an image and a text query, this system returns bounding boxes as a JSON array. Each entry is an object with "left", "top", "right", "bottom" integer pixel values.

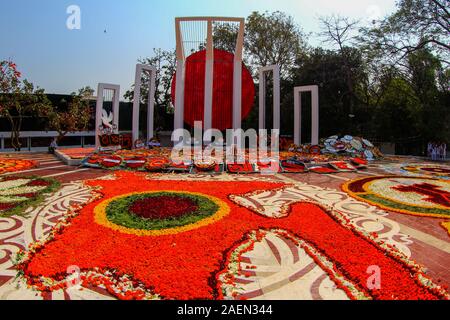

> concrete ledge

[{"left": 54, "top": 149, "right": 83, "bottom": 166}]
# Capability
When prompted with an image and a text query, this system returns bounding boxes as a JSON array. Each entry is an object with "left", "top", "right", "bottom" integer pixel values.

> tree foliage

[
  {"left": 124, "top": 49, "right": 176, "bottom": 132},
  {"left": 244, "top": 11, "right": 308, "bottom": 78},
  {"left": 0, "top": 61, "right": 51, "bottom": 151},
  {"left": 212, "top": 11, "right": 308, "bottom": 79},
  {"left": 360, "top": 0, "right": 450, "bottom": 66},
  {"left": 46, "top": 87, "right": 94, "bottom": 143}
]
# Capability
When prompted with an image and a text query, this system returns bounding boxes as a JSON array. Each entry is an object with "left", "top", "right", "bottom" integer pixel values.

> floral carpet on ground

[
  {"left": 342, "top": 176, "right": 450, "bottom": 234},
  {"left": 16, "top": 171, "right": 448, "bottom": 300},
  {"left": 378, "top": 163, "right": 450, "bottom": 180},
  {"left": 0, "top": 159, "right": 38, "bottom": 175},
  {"left": 0, "top": 176, "right": 59, "bottom": 216}
]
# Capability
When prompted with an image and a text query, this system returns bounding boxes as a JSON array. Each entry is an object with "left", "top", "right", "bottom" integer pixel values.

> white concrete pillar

[
  {"left": 95, "top": 83, "right": 120, "bottom": 148},
  {"left": 132, "top": 64, "right": 157, "bottom": 146},
  {"left": 147, "top": 68, "right": 157, "bottom": 141},
  {"left": 259, "top": 65, "right": 280, "bottom": 131},
  {"left": 204, "top": 20, "right": 214, "bottom": 142},
  {"left": 294, "top": 85, "right": 319, "bottom": 146}
]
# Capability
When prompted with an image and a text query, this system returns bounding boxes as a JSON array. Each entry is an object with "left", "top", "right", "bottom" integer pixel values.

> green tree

[
  {"left": 373, "top": 77, "right": 422, "bottom": 143},
  {"left": 290, "top": 48, "right": 368, "bottom": 137},
  {"left": 46, "top": 87, "right": 94, "bottom": 144},
  {"left": 360, "top": 0, "right": 450, "bottom": 66},
  {"left": 406, "top": 49, "right": 450, "bottom": 143},
  {"left": 0, "top": 61, "right": 51, "bottom": 151},
  {"left": 245, "top": 11, "right": 308, "bottom": 78},
  {"left": 319, "top": 15, "right": 363, "bottom": 116},
  {"left": 212, "top": 11, "right": 308, "bottom": 78},
  {"left": 124, "top": 49, "right": 176, "bottom": 131}
]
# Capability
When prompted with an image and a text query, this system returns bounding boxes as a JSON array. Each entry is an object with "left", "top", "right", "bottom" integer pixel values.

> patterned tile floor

[{"left": 0, "top": 153, "right": 449, "bottom": 300}]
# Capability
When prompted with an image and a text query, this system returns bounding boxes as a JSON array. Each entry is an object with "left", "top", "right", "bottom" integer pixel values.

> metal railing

[{"left": 0, "top": 131, "right": 96, "bottom": 152}]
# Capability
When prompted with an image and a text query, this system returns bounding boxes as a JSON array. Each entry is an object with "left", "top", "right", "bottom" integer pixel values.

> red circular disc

[{"left": 171, "top": 49, "right": 255, "bottom": 130}]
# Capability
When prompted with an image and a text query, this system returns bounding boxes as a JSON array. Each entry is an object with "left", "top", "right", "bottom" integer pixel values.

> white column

[
  {"left": 294, "top": 88, "right": 301, "bottom": 145},
  {"left": 132, "top": 64, "right": 157, "bottom": 146},
  {"left": 259, "top": 72, "right": 266, "bottom": 130},
  {"left": 112, "top": 87, "right": 120, "bottom": 134},
  {"left": 204, "top": 20, "right": 214, "bottom": 142},
  {"left": 232, "top": 20, "right": 245, "bottom": 133},
  {"left": 311, "top": 85, "right": 319, "bottom": 145},
  {"left": 258, "top": 65, "right": 280, "bottom": 132},
  {"left": 95, "top": 84, "right": 104, "bottom": 148},
  {"left": 232, "top": 61, "right": 242, "bottom": 131},
  {"left": 147, "top": 67, "right": 157, "bottom": 141},
  {"left": 174, "top": 18, "right": 186, "bottom": 136},
  {"left": 294, "top": 85, "right": 319, "bottom": 146},
  {"left": 95, "top": 83, "right": 120, "bottom": 148},
  {"left": 132, "top": 65, "right": 142, "bottom": 144},
  {"left": 174, "top": 61, "right": 185, "bottom": 135},
  {"left": 273, "top": 65, "right": 281, "bottom": 131}
]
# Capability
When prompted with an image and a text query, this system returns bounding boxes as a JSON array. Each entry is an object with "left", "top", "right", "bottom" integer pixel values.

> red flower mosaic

[
  {"left": 129, "top": 195, "right": 198, "bottom": 219},
  {"left": 18, "top": 172, "right": 448, "bottom": 300}
]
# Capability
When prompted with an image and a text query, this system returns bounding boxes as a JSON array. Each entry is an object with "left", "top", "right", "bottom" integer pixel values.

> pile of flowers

[
  {"left": 287, "top": 135, "right": 383, "bottom": 160},
  {"left": 0, "top": 158, "right": 38, "bottom": 175},
  {"left": 80, "top": 147, "right": 369, "bottom": 175},
  {"left": 15, "top": 172, "right": 449, "bottom": 300},
  {"left": 0, "top": 176, "right": 59, "bottom": 216}
]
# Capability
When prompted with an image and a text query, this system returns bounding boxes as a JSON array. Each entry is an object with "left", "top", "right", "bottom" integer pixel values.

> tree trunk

[{"left": 8, "top": 116, "right": 21, "bottom": 152}]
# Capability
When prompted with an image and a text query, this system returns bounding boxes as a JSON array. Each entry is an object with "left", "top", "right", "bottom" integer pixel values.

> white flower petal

[
  {"left": 0, "top": 196, "right": 28, "bottom": 203},
  {"left": 0, "top": 179, "right": 31, "bottom": 190},
  {"left": 0, "top": 185, "right": 46, "bottom": 196}
]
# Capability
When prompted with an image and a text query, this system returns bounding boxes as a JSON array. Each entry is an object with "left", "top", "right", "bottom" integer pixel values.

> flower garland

[
  {"left": 81, "top": 148, "right": 370, "bottom": 175},
  {"left": 15, "top": 172, "right": 449, "bottom": 300}
]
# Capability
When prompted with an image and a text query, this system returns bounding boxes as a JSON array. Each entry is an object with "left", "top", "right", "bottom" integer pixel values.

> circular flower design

[
  {"left": 95, "top": 191, "right": 229, "bottom": 235},
  {"left": 380, "top": 163, "right": 450, "bottom": 180},
  {"left": 402, "top": 164, "right": 450, "bottom": 178},
  {"left": 342, "top": 176, "right": 450, "bottom": 219}
]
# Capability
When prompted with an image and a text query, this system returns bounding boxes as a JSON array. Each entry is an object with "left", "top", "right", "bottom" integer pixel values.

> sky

[{"left": 0, "top": 0, "right": 398, "bottom": 97}]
